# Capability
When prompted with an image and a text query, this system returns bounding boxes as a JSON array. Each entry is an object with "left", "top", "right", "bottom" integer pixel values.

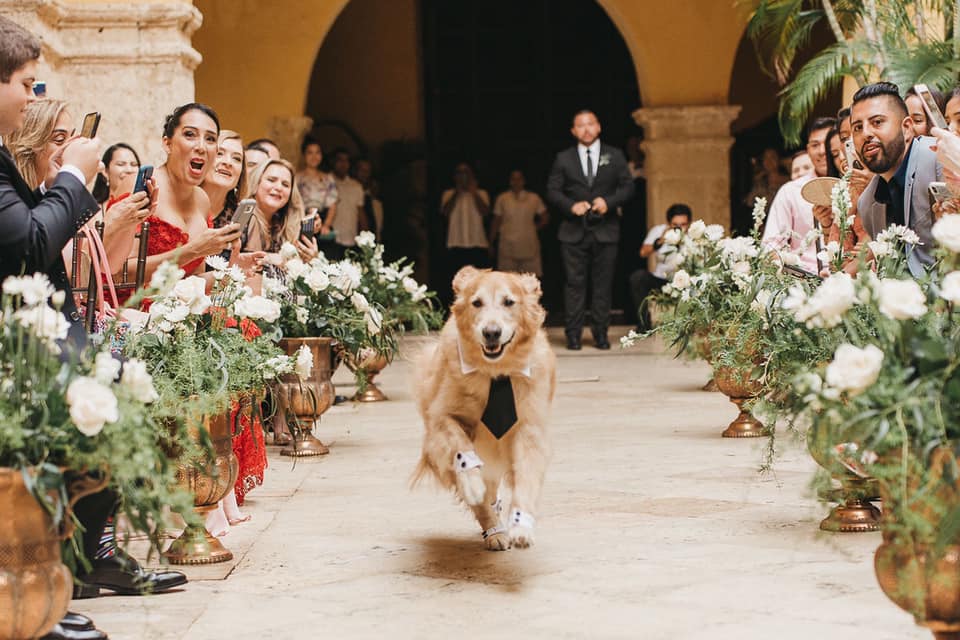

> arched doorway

[{"left": 304, "top": 0, "right": 642, "bottom": 319}]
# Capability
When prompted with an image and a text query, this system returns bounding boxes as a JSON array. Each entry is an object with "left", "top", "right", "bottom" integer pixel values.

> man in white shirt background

[
  {"left": 489, "top": 169, "right": 548, "bottom": 275},
  {"left": 441, "top": 162, "right": 491, "bottom": 292},
  {"left": 329, "top": 148, "right": 368, "bottom": 260},
  {"left": 628, "top": 203, "right": 691, "bottom": 332}
]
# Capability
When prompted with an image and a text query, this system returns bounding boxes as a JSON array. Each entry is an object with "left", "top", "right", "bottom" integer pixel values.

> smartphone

[
  {"left": 928, "top": 181, "right": 953, "bottom": 205},
  {"left": 300, "top": 215, "right": 316, "bottom": 241},
  {"left": 783, "top": 264, "right": 822, "bottom": 281},
  {"left": 133, "top": 165, "right": 153, "bottom": 194},
  {"left": 80, "top": 112, "right": 101, "bottom": 139},
  {"left": 31, "top": 81, "right": 46, "bottom": 97},
  {"left": 914, "top": 84, "right": 948, "bottom": 130},
  {"left": 843, "top": 138, "right": 863, "bottom": 171},
  {"left": 231, "top": 198, "right": 256, "bottom": 229}
]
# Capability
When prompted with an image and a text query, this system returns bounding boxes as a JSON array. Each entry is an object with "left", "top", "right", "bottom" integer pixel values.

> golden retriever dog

[{"left": 412, "top": 266, "right": 556, "bottom": 550}]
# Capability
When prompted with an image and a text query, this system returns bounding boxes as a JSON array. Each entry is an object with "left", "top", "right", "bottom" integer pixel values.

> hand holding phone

[
  {"left": 928, "top": 181, "right": 953, "bottom": 205},
  {"left": 80, "top": 112, "right": 101, "bottom": 139},
  {"left": 843, "top": 138, "right": 863, "bottom": 171},
  {"left": 133, "top": 165, "right": 153, "bottom": 194},
  {"left": 914, "top": 84, "right": 948, "bottom": 131},
  {"left": 300, "top": 215, "right": 317, "bottom": 241},
  {"left": 231, "top": 198, "right": 257, "bottom": 229}
]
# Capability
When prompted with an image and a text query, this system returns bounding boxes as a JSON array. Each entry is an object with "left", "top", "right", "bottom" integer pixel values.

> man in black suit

[
  {"left": 547, "top": 110, "right": 634, "bottom": 350},
  {"left": 0, "top": 16, "right": 185, "bottom": 640}
]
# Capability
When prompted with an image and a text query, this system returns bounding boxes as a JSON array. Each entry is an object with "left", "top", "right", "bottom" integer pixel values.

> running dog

[{"left": 412, "top": 266, "right": 556, "bottom": 550}]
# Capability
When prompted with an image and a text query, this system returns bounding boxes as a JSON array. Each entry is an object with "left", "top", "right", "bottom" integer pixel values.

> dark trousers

[
  {"left": 629, "top": 269, "right": 667, "bottom": 332},
  {"left": 560, "top": 236, "right": 617, "bottom": 339},
  {"left": 71, "top": 487, "right": 119, "bottom": 572}
]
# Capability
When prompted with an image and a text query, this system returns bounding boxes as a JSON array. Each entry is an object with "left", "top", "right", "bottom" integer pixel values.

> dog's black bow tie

[{"left": 482, "top": 376, "right": 518, "bottom": 439}]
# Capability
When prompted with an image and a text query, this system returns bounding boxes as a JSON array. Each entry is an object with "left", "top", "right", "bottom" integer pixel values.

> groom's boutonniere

[{"left": 598, "top": 153, "right": 611, "bottom": 167}]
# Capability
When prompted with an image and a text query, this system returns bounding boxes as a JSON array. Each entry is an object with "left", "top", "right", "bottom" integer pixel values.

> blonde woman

[
  {"left": 8, "top": 99, "right": 155, "bottom": 280},
  {"left": 202, "top": 129, "right": 248, "bottom": 226},
  {"left": 244, "top": 158, "right": 318, "bottom": 262}
]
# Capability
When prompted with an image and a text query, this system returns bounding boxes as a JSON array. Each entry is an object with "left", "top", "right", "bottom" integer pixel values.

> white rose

[
  {"left": 825, "top": 344, "right": 884, "bottom": 396},
  {"left": 94, "top": 351, "right": 121, "bottom": 384},
  {"left": 331, "top": 261, "right": 363, "bottom": 293},
  {"left": 705, "top": 224, "right": 725, "bottom": 241},
  {"left": 877, "top": 278, "right": 927, "bottom": 320},
  {"left": 66, "top": 376, "right": 119, "bottom": 436},
  {"left": 262, "top": 276, "right": 287, "bottom": 298},
  {"left": 304, "top": 267, "right": 330, "bottom": 292},
  {"left": 148, "top": 261, "right": 185, "bottom": 295},
  {"left": 13, "top": 305, "right": 69, "bottom": 341},
  {"left": 932, "top": 214, "right": 960, "bottom": 252},
  {"left": 120, "top": 358, "right": 159, "bottom": 403},
  {"left": 940, "top": 271, "right": 960, "bottom": 303},
  {"left": 295, "top": 345, "right": 313, "bottom": 379},
  {"left": 172, "top": 276, "right": 211, "bottom": 314},
  {"left": 670, "top": 270, "right": 691, "bottom": 290},
  {"left": 285, "top": 258, "right": 309, "bottom": 281},
  {"left": 356, "top": 231, "right": 377, "bottom": 248},
  {"left": 234, "top": 295, "right": 282, "bottom": 322},
  {"left": 163, "top": 301, "right": 190, "bottom": 324},
  {"left": 802, "top": 272, "right": 857, "bottom": 328},
  {"left": 351, "top": 291, "right": 371, "bottom": 312},
  {"left": 662, "top": 228, "right": 682, "bottom": 245},
  {"left": 295, "top": 306, "right": 310, "bottom": 323},
  {"left": 279, "top": 242, "right": 300, "bottom": 262},
  {"left": 687, "top": 220, "right": 706, "bottom": 240}
]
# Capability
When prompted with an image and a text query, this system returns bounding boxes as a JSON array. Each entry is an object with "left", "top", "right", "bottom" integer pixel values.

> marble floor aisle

[{"left": 80, "top": 330, "right": 927, "bottom": 640}]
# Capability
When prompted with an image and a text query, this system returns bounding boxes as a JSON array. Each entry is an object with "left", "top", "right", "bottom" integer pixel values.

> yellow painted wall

[
  {"left": 193, "top": 0, "right": 749, "bottom": 140},
  {"left": 305, "top": 0, "right": 424, "bottom": 147}
]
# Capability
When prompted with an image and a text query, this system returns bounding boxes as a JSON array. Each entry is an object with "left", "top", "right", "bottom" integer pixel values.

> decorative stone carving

[
  {"left": 1, "top": 0, "right": 203, "bottom": 164},
  {"left": 633, "top": 105, "right": 741, "bottom": 230},
  {"left": 266, "top": 115, "right": 315, "bottom": 163}
]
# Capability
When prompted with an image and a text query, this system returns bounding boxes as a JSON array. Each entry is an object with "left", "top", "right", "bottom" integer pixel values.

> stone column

[
  {"left": 632, "top": 105, "right": 741, "bottom": 230},
  {"left": 2, "top": 0, "right": 202, "bottom": 165},
  {"left": 266, "top": 115, "right": 314, "bottom": 163}
]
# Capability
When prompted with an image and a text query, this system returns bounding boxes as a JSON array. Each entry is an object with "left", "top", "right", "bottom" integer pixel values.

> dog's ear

[
  {"left": 452, "top": 266, "right": 481, "bottom": 297},
  {"left": 518, "top": 272, "right": 542, "bottom": 299}
]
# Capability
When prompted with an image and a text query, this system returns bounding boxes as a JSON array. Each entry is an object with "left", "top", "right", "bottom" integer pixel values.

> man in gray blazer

[{"left": 851, "top": 82, "right": 938, "bottom": 276}]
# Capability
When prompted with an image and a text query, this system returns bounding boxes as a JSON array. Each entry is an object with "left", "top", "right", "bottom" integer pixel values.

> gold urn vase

[
  {"left": 806, "top": 421, "right": 880, "bottom": 533},
  {"left": 713, "top": 366, "right": 768, "bottom": 438},
  {"left": 163, "top": 411, "right": 240, "bottom": 564},
  {"left": 0, "top": 469, "right": 106, "bottom": 640},
  {"left": 344, "top": 348, "right": 390, "bottom": 403},
  {"left": 279, "top": 337, "right": 333, "bottom": 457},
  {"left": 875, "top": 542, "right": 960, "bottom": 639}
]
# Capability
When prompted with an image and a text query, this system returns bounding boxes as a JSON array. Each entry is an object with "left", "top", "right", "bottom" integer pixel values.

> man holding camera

[
  {"left": 629, "top": 204, "right": 691, "bottom": 333},
  {"left": 547, "top": 110, "right": 634, "bottom": 350}
]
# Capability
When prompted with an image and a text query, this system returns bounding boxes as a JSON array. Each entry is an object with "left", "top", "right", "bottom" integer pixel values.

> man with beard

[
  {"left": 761, "top": 116, "right": 835, "bottom": 273},
  {"left": 853, "top": 81, "right": 938, "bottom": 275}
]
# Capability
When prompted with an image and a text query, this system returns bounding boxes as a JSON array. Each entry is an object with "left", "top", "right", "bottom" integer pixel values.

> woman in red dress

[{"left": 116, "top": 103, "right": 243, "bottom": 306}]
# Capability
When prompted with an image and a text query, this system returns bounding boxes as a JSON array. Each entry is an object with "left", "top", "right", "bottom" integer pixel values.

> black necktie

[
  {"left": 586, "top": 149, "right": 595, "bottom": 187},
  {"left": 482, "top": 376, "right": 518, "bottom": 439}
]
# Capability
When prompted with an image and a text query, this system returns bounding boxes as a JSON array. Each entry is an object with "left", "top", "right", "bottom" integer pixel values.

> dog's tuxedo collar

[{"left": 457, "top": 339, "right": 532, "bottom": 377}]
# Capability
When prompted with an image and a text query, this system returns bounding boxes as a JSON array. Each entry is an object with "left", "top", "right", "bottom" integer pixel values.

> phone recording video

[
  {"left": 913, "top": 84, "right": 948, "bottom": 131},
  {"left": 80, "top": 112, "right": 101, "bottom": 139}
]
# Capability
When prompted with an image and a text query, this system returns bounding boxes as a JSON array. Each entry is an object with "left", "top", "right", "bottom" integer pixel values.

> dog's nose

[{"left": 482, "top": 326, "right": 502, "bottom": 342}]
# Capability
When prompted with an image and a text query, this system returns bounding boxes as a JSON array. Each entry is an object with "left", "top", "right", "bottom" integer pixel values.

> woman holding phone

[
  {"left": 117, "top": 103, "right": 242, "bottom": 304},
  {"left": 244, "top": 158, "right": 318, "bottom": 263}
]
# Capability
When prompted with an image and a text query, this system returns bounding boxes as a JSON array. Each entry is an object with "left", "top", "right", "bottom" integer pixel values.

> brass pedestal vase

[
  {"left": 875, "top": 542, "right": 960, "bottom": 639},
  {"left": 0, "top": 469, "right": 105, "bottom": 640},
  {"left": 163, "top": 411, "right": 239, "bottom": 564},
  {"left": 279, "top": 337, "right": 333, "bottom": 457},
  {"left": 807, "top": 422, "right": 880, "bottom": 533},
  {"left": 713, "top": 366, "right": 767, "bottom": 438},
  {"left": 345, "top": 350, "right": 390, "bottom": 403}
]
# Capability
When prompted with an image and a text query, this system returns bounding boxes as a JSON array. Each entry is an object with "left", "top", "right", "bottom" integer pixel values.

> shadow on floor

[{"left": 402, "top": 535, "right": 547, "bottom": 593}]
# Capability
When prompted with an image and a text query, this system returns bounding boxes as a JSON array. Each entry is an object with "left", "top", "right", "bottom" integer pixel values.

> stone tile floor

[{"left": 79, "top": 329, "right": 928, "bottom": 640}]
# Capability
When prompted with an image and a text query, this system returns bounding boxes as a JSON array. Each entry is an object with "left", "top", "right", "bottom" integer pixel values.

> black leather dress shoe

[
  {"left": 333, "top": 394, "right": 348, "bottom": 405},
  {"left": 61, "top": 612, "right": 95, "bottom": 631},
  {"left": 40, "top": 623, "right": 107, "bottom": 640},
  {"left": 595, "top": 338, "right": 611, "bottom": 350},
  {"left": 74, "top": 551, "right": 187, "bottom": 598},
  {"left": 566, "top": 337, "right": 582, "bottom": 350}
]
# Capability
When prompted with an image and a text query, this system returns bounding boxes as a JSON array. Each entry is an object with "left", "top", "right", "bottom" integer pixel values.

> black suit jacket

[
  {"left": 0, "top": 145, "right": 99, "bottom": 332},
  {"left": 546, "top": 143, "right": 634, "bottom": 243}
]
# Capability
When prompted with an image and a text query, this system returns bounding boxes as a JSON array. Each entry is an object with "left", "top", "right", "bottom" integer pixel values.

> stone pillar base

[{"left": 632, "top": 105, "right": 741, "bottom": 230}]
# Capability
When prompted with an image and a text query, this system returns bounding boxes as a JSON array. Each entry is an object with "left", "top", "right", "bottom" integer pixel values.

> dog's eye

[
  {"left": 472, "top": 299, "right": 483, "bottom": 308},
  {"left": 503, "top": 298, "right": 515, "bottom": 307}
]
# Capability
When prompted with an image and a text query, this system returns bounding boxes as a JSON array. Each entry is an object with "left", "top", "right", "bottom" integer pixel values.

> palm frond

[
  {"left": 885, "top": 38, "right": 960, "bottom": 91},
  {"left": 746, "top": 0, "right": 825, "bottom": 83},
  {"left": 777, "top": 41, "right": 856, "bottom": 145}
]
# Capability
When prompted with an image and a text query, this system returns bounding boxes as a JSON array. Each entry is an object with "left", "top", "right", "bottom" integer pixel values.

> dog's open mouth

[{"left": 481, "top": 337, "right": 512, "bottom": 360}]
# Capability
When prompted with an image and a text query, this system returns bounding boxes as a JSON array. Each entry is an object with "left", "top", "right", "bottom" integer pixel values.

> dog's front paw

[
  {"left": 456, "top": 468, "right": 486, "bottom": 505},
  {"left": 508, "top": 509, "right": 536, "bottom": 549},
  {"left": 484, "top": 531, "right": 510, "bottom": 551}
]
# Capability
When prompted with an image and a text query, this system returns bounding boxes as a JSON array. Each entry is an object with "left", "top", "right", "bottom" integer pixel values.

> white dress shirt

[{"left": 577, "top": 140, "right": 602, "bottom": 180}]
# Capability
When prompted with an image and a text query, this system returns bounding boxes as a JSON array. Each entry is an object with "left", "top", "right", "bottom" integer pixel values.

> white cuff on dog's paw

[
  {"left": 482, "top": 525, "right": 507, "bottom": 540},
  {"left": 454, "top": 451, "right": 483, "bottom": 472},
  {"left": 510, "top": 509, "right": 535, "bottom": 529}
]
